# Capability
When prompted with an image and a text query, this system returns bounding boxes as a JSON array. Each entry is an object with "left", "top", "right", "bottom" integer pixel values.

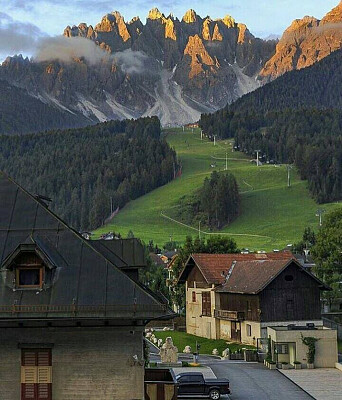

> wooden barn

[{"left": 0, "top": 172, "right": 175, "bottom": 400}]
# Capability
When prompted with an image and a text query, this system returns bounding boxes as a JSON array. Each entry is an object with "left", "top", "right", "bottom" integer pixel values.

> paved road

[
  {"left": 206, "top": 361, "right": 313, "bottom": 400},
  {"left": 148, "top": 342, "right": 313, "bottom": 400}
]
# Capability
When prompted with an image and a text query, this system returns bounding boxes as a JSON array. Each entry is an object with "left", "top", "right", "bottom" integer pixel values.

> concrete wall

[
  {"left": 267, "top": 327, "right": 338, "bottom": 368},
  {"left": 0, "top": 326, "right": 144, "bottom": 400},
  {"left": 186, "top": 283, "right": 217, "bottom": 339},
  {"left": 240, "top": 321, "right": 261, "bottom": 346}
]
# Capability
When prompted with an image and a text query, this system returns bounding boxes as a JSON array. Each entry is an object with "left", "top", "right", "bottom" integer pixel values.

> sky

[{"left": 0, "top": 0, "right": 339, "bottom": 59}]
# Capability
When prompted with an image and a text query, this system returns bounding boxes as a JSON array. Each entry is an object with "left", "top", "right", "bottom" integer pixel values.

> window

[
  {"left": 285, "top": 275, "right": 294, "bottom": 282},
  {"left": 17, "top": 268, "right": 42, "bottom": 287},
  {"left": 192, "top": 291, "right": 196, "bottom": 303},
  {"left": 246, "top": 324, "right": 252, "bottom": 337},
  {"left": 275, "top": 344, "right": 289, "bottom": 354},
  {"left": 17, "top": 268, "right": 43, "bottom": 289},
  {"left": 21, "top": 349, "right": 52, "bottom": 400},
  {"left": 202, "top": 292, "right": 211, "bottom": 316}
]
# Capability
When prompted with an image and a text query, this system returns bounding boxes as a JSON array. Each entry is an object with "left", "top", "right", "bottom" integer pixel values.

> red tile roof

[
  {"left": 215, "top": 259, "right": 293, "bottom": 294},
  {"left": 187, "top": 251, "right": 294, "bottom": 285}
]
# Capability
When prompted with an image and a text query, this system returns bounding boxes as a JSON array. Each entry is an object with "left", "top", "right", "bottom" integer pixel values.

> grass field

[
  {"left": 95, "top": 128, "right": 341, "bottom": 250},
  {"left": 152, "top": 331, "right": 255, "bottom": 355}
]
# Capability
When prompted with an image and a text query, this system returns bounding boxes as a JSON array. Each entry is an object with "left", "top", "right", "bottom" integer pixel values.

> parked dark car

[{"left": 174, "top": 372, "right": 230, "bottom": 399}]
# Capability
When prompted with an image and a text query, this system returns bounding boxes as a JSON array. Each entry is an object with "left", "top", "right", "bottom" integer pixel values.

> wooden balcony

[{"left": 214, "top": 309, "right": 245, "bottom": 321}]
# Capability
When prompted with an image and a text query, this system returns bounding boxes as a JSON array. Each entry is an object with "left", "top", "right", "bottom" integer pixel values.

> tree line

[{"left": 0, "top": 117, "right": 178, "bottom": 230}]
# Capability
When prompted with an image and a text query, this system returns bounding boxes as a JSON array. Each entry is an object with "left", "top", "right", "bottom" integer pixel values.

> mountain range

[{"left": 1, "top": 2, "right": 342, "bottom": 133}]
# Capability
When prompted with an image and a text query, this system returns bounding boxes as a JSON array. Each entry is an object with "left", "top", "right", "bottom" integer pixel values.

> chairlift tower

[
  {"left": 255, "top": 150, "right": 261, "bottom": 167},
  {"left": 316, "top": 209, "right": 326, "bottom": 227},
  {"left": 287, "top": 165, "right": 293, "bottom": 188}
]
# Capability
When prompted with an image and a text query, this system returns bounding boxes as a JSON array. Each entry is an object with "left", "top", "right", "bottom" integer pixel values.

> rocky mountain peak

[
  {"left": 165, "top": 17, "right": 177, "bottom": 40},
  {"left": 285, "top": 16, "right": 319, "bottom": 34},
  {"left": 94, "top": 11, "right": 131, "bottom": 41},
  {"left": 321, "top": 1, "right": 342, "bottom": 24},
  {"left": 184, "top": 34, "right": 215, "bottom": 78},
  {"left": 129, "top": 16, "right": 140, "bottom": 24},
  {"left": 182, "top": 9, "right": 198, "bottom": 24},
  {"left": 222, "top": 15, "right": 236, "bottom": 28},
  {"left": 237, "top": 23, "right": 253, "bottom": 43},
  {"left": 259, "top": 1, "right": 342, "bottom": 81},
  {"left": 148, "top": 8, "right": 164, "bottom": 20},
  {"left": 202, "top": 18, "right": 212, "bottom": 40},
  {"left": 212, "top": 24, "right": 223, "bottom": 41}
]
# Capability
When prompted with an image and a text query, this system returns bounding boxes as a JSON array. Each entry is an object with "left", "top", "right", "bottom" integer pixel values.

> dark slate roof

[
  {"left": 178, "top": 252, "right": 294, "bottom": 284},
  {"left": 0, "top": 172, "right": 174, "bottom": 321},
  {"left": 214, "top": 259, "right": 330, "bottom": 294},
  {"left": 90, "top": 239, "right": 146, "bottom": 269}
]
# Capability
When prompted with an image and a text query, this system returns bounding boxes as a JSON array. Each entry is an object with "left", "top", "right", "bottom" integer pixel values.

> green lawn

[
  {"left": 94, "top": 128, "right": 341, "bottom": 250},
  {"left": 152, "top": 331, "right": 254, "bottom": 355}
]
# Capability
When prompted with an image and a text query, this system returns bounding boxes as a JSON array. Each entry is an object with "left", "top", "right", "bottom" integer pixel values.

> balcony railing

[{"left": 214, "top": 309, "right": 245, "bottom": 321}]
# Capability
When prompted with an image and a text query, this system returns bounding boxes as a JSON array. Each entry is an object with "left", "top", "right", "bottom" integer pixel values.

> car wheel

[{"left": 209, "top": 389, "right": 221, "bottom": 400}]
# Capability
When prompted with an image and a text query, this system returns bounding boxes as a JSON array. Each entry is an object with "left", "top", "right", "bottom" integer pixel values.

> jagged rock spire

[{"left": 182, "top": 9, "right": 198, "bottom": 24}]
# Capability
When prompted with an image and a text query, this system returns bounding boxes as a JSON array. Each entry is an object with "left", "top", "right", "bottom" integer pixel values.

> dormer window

[
  {"left": 14, "top": 252, "right": 44, "bottom": 289},
  {"left": 2, "top": 241, "right": 59, "bottom": 291}
]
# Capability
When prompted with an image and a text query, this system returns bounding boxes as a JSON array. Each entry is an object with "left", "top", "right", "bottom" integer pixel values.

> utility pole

[
  {"left": 201, "top": 130, "right": 203, "bottom": 141},
  {"left": 316, "top": 209, "right": 326, "bottom": 227},
  {"left": 287, "top": 165, "right": 293, "bottom": 188},
  {"left": 225, "top": 152, "right": 228, "bottom": 171},
  {"left": 214, "top": 135, "right": 216, "bottom": 146},
  {"left": 255, "top": 150, "right": 261, "bottom": 167}
]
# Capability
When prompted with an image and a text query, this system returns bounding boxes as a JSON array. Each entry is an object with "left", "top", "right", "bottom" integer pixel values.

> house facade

[
  {"left": 0, "top": 172, "right": 174, "bottom": 400},
  {"left": 178, "top": 253, "right": 329, "bottom": 346}
]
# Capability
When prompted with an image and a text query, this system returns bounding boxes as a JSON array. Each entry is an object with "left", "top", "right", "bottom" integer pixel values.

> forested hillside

[
  {"left": 0, "top": 80, "right": 89, "bottom": 135},
  {"left": 0, "top": 117, "right": 178, "bottom": 230},
  {"left": 200, "top": 49, "right": 342, "bottom": 204}
]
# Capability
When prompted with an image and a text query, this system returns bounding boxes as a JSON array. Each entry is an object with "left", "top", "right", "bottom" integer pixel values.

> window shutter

[
  {"left": 21, "top": 367, "right": 38, "bottom": 384},
  {"left": 38, "top": 367, "right": 52, "bottom": 384},
  {"left": 21, "top": 383, "right": 36, "bottom": 400},
  {"left": 37, "top": 383, "right": 51, "bottom": 399}
]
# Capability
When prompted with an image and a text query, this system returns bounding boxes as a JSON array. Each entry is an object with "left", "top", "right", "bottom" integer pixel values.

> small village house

[
  {"left": 178, "top": 253, "right": 334, "bottom": 349},
  {"left": 267, "top": 325, "right": 337, "bottom": 368},
  {"left": 0, "top": 172, "right": 175, "bottom": 400}
]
